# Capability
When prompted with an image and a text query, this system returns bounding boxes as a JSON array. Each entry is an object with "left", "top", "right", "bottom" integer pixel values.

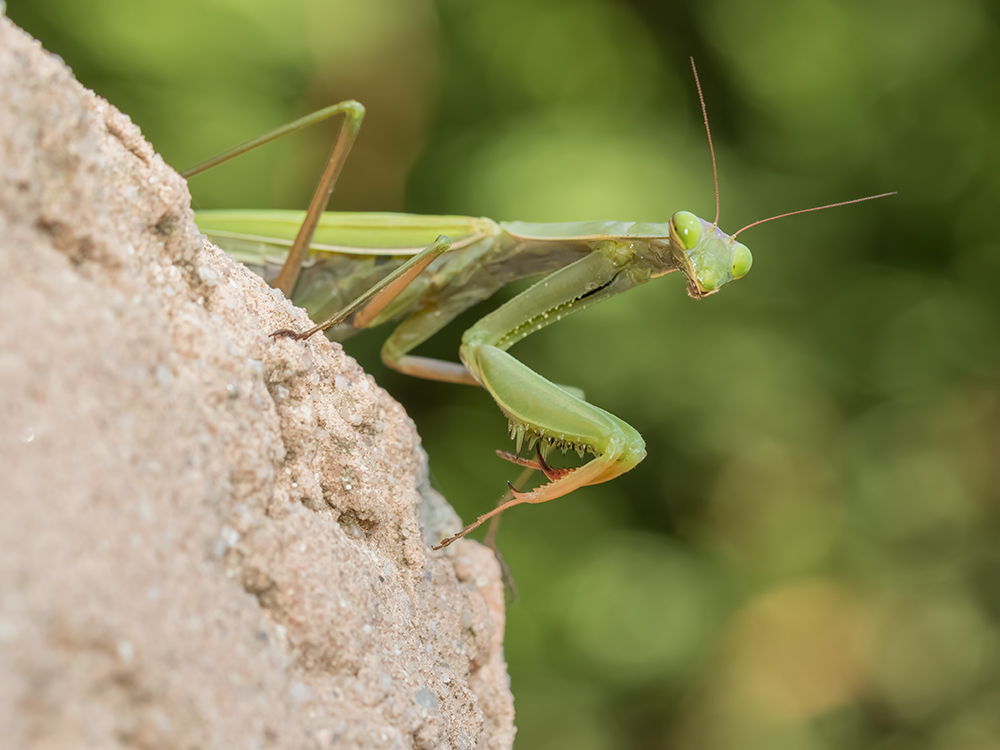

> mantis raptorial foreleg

[
  {"left": 424, "top": 245, "right": 652, "bottom": 548},
  {"left": 483, "top": 464, "right": 535, "bottom": 599}
]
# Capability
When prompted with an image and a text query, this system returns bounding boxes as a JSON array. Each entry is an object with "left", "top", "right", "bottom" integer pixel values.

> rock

[{"left": 0, "top": 16, "right": 514, "bottom": 750}]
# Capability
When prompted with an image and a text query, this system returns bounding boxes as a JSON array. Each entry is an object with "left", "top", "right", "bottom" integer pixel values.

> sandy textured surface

[{"left": 0, "top": 17, "right": 513, "bottom": 750}]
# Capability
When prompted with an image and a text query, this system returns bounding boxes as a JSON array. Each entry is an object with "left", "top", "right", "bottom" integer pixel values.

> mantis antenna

[
  {"left": 731, "top": 192, "right": 897, "bottom": 241},
  {"left": 690, "top": 57, "right": 720, "bottom": 227},
  {"left": 689, "top": 57, "right": 895, "bottom": 239}
]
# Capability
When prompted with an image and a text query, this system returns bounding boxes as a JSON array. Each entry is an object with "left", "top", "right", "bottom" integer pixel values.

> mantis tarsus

[{"left": 184, "top": 60, "right": 892, "bottom": 550}]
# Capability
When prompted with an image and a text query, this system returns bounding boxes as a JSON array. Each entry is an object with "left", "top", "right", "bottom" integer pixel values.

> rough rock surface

[{"left": 0, "top": 18, "right": 514, "bottom": 750}]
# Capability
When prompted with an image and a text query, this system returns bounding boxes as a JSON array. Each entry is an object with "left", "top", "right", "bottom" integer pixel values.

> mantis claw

[
  {"left": 269, "top": 328, "right": 305, "bottom": 340},
  {"left": 431, "top": 532, "right": 462, "bottom": 550},
  {"left": 270, "top": 325, "right": 326, "bottom": 342},
  {"left": 497, "top": 446, "right": 570, "bottom": 482},
  {"left": 535, "top": 448, "right": 563, "bottom": 481}
]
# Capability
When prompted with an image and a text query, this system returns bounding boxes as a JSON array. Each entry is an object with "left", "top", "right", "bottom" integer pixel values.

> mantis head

[
  {"left": 668, "top": 210, "right": 751, "bottom": 299},
  {"left": 673, "top": 60, "right": 751, "bottom": 299},
  {"left": 677, "top": 58, "right": 893, "bottom": 301}
]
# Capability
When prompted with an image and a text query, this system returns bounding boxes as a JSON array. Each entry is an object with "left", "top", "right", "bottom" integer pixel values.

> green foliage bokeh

[{"left": 10, "top": 0, "right": 1000, "bottom": 747}]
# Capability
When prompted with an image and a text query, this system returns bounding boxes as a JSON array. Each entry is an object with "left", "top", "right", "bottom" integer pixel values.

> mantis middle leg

[{"left": 278, "top": 234, "right": 509, "bottom": 387}]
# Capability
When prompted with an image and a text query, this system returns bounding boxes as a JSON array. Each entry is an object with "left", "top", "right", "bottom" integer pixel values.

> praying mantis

[{"left": 184, "top": 60, "right": 892, "bottom": 549}]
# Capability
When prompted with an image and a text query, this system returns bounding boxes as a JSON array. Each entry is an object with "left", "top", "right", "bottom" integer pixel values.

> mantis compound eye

[
  {"left": 670, "top": 211, "right": 702, "bottom": 250},
  {"left": 731, "top": 241, "right": 752, "bottom": 279}
]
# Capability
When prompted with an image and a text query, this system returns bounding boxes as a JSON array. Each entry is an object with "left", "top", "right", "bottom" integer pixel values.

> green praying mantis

[{"left": 184, "top": 60, "right": 892, "bottom": 549}]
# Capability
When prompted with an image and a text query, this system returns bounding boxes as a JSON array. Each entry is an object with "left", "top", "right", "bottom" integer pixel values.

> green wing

[{"left": 196, "top": 210, "right": 497, "bottom": 340}]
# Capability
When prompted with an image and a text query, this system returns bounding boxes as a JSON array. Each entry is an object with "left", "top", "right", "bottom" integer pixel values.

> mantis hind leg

[{"left": 182, "top": 101, "right": 366, "bottom": 298}]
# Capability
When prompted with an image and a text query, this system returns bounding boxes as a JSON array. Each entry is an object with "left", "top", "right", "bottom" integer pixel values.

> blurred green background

[{"left": 9, "top": 0, "right": 1000, "bottom": 747}]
